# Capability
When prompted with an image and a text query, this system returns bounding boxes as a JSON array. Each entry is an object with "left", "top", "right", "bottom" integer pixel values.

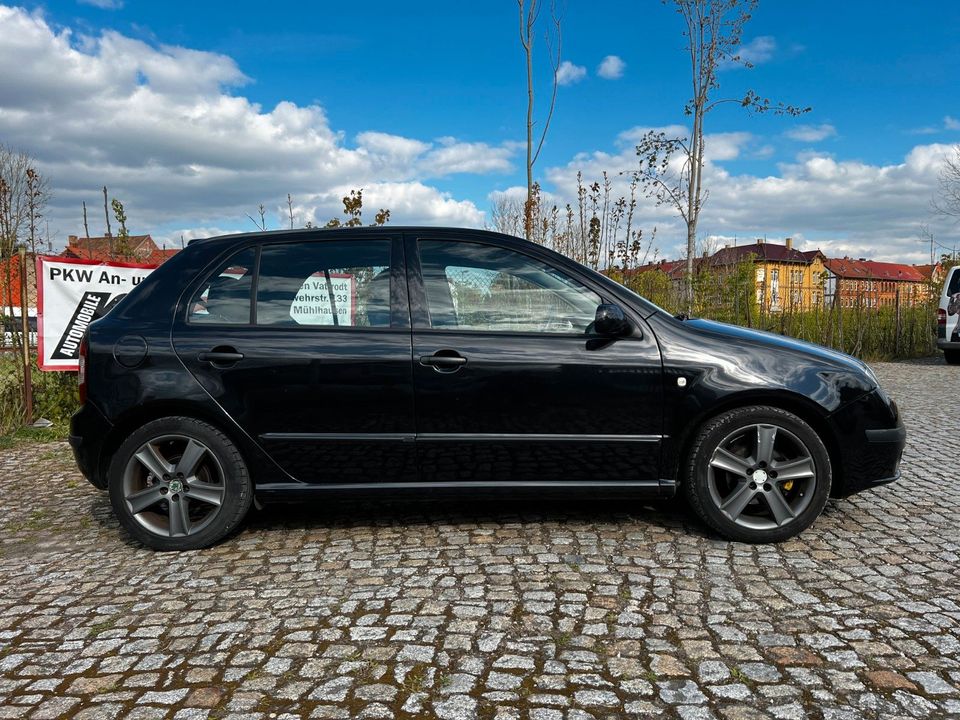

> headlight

[{"left": 859, "top": 361, "right": 880, "bottom": 389}]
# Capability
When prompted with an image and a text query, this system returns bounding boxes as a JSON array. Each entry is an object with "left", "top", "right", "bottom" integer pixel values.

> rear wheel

[
  {"left": 684, "top": 406, "right": 831, "bottom": 543},
  {"left": 108, "top": 417, "right": 252, "bottom": 550},
  {"left": 944, "top": 350, "right": 960, "bottom": 365}
]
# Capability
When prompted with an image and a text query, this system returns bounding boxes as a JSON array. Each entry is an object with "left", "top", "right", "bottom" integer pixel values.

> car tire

[
  {"left": 683, "top": 406, "right": 831, "bottom": 543},
  {"left": 945, "top": 350, "right": 960, "bottom": 365},
  {"left": 108, "top": 417, "right": 253, "bottom": 551}
]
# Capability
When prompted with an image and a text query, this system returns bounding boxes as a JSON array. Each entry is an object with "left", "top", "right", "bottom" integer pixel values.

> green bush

[
  {"left": 621, "top": 269, "right": 939, "bottom": 362},
  {"left": 0, "top": 354, "right": 78, "bottom": 437}
]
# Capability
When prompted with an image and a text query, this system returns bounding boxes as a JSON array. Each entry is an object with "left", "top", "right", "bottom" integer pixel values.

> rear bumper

[
  {"left": 70, "top": 403, "right": 112, "bottom": 490},
  {"left": 830, "top": 392, "right": 906, "bottom": 498}
]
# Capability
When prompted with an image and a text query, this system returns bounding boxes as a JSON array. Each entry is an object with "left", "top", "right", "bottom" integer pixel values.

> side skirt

[{"left": 255, "top": 479, "right": 676, "bottom": 503}]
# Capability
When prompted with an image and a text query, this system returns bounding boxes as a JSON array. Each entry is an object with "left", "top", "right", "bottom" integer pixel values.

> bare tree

[
  {"left": 634, "top": 0, "right": 809, "bottom": 311},
  {"left": 287, "top": 193, "right": 295, "bottom": 229},
  {"left": 102, "top": 186, "right": 112, "bottom": 238},
  {"left": 519, "top": 0, "right": 561, "bottom": 241},
  {"left": 247, "top": 203, "right": 267, "bottom": 231},
  {"left": 490, "top": 194, "right": 525, "bottom": 237},
  {"left": 933, "top": 146, "right": 960, "bottom": 220},
  {"left": 0, "top": 146, "right": 34, "bottom": 259}
]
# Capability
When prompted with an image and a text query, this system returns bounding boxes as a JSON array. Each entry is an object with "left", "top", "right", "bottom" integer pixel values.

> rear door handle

[
  {"left": 197, "top": 350, "right": 245, "bottom": 365},
  {"left": 419, "top": 351, "right": 467, "bottom": 373}
]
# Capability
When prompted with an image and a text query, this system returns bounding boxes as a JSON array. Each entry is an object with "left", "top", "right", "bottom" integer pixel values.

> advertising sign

[
  {"left": 36, "top": 256, "right": 158, "bottom": 371},
  {"left": 290, "top": 272, "right": 356, "bottom": 325}
]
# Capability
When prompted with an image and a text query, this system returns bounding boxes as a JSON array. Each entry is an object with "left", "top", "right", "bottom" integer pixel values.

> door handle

[
  {"left": 419, "top": 351, "right": 467, "bottom": 373},
  {"left": 197, "top": 349, "right": 245, "bottom": 365}
]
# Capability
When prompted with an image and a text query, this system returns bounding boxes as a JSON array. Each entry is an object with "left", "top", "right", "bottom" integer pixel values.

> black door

[
  {"left": 407, "top": 235, "right": 664, "bottom": 487},
  {"left": 172, "top": 236, "right": 417, "bottom": 484}
]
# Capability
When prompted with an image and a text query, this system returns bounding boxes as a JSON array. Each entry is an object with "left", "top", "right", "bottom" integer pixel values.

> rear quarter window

[{"left": 948, "top": 268, "right": 960, "bottom": 296}]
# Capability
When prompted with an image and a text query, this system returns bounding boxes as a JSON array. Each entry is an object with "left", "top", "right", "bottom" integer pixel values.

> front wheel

[
  {"left": 944, "top": 349, "right": 960, "bottom": 365},
  {"left": 684, "top": 406, "right": 831, "bottom": 543},
  {"left": 108, "top": 417, "right": 253, "bottom": 550}
]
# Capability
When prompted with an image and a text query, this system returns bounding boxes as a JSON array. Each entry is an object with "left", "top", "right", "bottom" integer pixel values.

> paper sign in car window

[{"left": 290, "top": 272, "right": 355, "bottom": 325}]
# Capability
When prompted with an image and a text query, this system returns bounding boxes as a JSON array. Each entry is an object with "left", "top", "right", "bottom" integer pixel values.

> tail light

[
  {"left": 938, "top": 308, "right": 947, "bottom": 327},
  {"left": 78, "top": 336, "right": 88, "bottom": 404}
]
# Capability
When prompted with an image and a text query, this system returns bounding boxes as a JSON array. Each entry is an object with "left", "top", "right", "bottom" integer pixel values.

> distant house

[
  {"left": 0, "top": 252, "right": 39, "bottom": 346},
  {"left": 62, "top": 234, "right": 179, "bottom": 265},
  {"left": 822, "top": 258, "right": 932, "bottom": 308},
  {"left": 628, "top": 238, "right": 828, "bottom": 312},
  {"left": 707, "top": 239, "right": 827, "bottom": 312},
  {"left": 0, "top": 252, "right": 38, "bottom": 316}
]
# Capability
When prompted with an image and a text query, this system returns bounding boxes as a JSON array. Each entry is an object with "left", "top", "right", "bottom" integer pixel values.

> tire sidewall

[
  {"left": 685, "top": 406, "right": 832, "bottom": 543},
  {"left": 108, "top": 417, "right": 252, "bottom": 551}
]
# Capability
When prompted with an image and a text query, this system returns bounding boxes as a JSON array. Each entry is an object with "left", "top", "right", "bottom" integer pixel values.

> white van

[{"left": 938, "top": 265, "right": 960, "bottom": 364}]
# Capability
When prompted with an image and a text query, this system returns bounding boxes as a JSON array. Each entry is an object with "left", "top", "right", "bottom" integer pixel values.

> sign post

[{"left": 19, "top": 247, "right": 32, "bottom": 424}]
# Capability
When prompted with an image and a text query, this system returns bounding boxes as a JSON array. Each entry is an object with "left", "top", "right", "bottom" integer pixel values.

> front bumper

[
  {"left": 829, "top": 390, "right": 906, "bottom": 498},
  {"left": 70, "top": 403, "right": 113, "bottom": 490}
]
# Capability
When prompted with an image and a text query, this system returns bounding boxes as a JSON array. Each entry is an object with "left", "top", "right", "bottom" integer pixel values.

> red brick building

[{"left": 823, "top": 258, "right": 934, "bottom": 308}]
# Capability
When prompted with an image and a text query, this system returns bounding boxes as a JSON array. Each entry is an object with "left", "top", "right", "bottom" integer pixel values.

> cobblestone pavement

[{"left": 1, "top": 359, "right": 959, "bottom": 720}]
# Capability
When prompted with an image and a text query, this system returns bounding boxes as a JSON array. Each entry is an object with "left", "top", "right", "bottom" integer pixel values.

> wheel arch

[
  {"left": 666, "top": 390, "right": 844, "bottom": 497},
  {"left": 97, "top": 400, "right": 275, "bottom": 489}
]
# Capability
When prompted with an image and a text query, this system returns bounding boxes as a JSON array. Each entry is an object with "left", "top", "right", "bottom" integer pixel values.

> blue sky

[{"left": 4, "top": 1, "right": 960, "bottom": 261}]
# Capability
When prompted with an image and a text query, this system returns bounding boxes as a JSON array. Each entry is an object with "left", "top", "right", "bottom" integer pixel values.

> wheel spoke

[
  {"left": 168, "top": 498, "right": 191, "bottom": 537},
  {"left": 720, "top": 481, "right": 756, "bottom": 521},
  {"left": 710, "top": 447, "right": 752, "bottom": 476},
  {"left": 175, "top": 439, "right": 208, "bottom": 479},
  {"left": 135, "top": 443, "right": 174, "bottom": 479},
  {"left": 126, "top": 485, "right": 165, "bottom": 514},
  {"left": 184, "top": 480, "right": 224, "bottom": 507},
  {"left": 756, "top": 425, "right": 778, "bottom": 465},
  {"left": 764, "top": 488, "right": 796, "bottom": 526},
  {"left": 772, "top": 456, "right": 815, "bottom": 481}
]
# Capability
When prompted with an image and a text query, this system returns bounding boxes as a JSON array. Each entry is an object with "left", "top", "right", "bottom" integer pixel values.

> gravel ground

[{"left": 0, "top": 358, "right": 958, "bottom": 720}]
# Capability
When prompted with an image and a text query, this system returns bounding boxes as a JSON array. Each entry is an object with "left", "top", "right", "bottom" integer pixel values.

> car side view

[{"left": 70, "top": 228, "right": 906, "bottom": 550}]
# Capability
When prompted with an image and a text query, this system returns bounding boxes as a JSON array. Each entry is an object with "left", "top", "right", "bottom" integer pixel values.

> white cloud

[
  {"left": 597, "top": 55, "right": 625, "bottom": 80},
  {"left": 733, "top": 36, "right": 777, "bottom": 66},
  {"left": 556, "top": 60, "right": 586, "bottom": 86},
  {"left": 294, "top": 182, "right": 485, "bottom": 229},
  {"left": 78, "top": 0, "right": 124, "bottom": 9},
  {"left": 784, "top": 123, "right": 837, "bottom": 142},
  {"left": 945, "top": 116, "right": 960, "bottom": 131},
  {"left": 531, "top": 128, "right": 954, "bottom": 263},
  {"left": 0, "top": 6, "right": 507, "bottom": 242}
]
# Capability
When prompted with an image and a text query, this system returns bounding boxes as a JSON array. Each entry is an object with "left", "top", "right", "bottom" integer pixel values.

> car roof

[{"left": 188, "top": 226, "right": 519, "bottom": 246}]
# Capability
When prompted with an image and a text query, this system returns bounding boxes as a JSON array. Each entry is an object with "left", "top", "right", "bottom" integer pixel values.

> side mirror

[{"left": 594, "top": 303, "right": 631, "bottom": 337}]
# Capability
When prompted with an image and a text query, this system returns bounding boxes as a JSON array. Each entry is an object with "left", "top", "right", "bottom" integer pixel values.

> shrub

[{"left": 0, "top": 354, "right": 78, "bottom": 436}]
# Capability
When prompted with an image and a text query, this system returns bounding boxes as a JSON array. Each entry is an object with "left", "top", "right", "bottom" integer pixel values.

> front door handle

[
  {"left": 419, "top": 351, "right": 467, "bottom": 373},
  {"left": 197, "top": 349, "right": 245, "bottom": 366}
]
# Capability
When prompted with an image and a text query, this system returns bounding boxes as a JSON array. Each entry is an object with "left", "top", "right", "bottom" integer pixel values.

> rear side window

[
  {"left": 256, "top": 240, "right": 392, "bottom": 328},
  {"left": 188, "top": 248, "right": 256, "bottom": 324},
  {"left": 948, "top": 268, "right": 960, "bottom": 295}
]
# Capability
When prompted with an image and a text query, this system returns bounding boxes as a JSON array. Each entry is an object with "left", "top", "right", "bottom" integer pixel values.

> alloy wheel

[
  {"left": 121, "top": 434, "right": 226, "bottom": 538},
  {"left": 706, "top": 423, "right": 817, "bottom": 530}
]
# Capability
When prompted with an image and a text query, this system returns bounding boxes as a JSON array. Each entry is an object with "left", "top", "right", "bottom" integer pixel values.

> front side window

[
  {"left": 188, "top": 247, "right": 256, "bottom": 324},
  {"left": 418, "top": 240, "right": 601, "bottom": 334},
  {"left": 256, "top": 240, "right": 392, "bottom": 327}
]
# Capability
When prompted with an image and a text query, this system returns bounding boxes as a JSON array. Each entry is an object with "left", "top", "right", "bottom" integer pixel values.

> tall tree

[
  {"left": 519, "top": 0, "right": 561, "bottom": 241},
  {"left": 634, "top": 0, "right": 809, "bottom": 311}
]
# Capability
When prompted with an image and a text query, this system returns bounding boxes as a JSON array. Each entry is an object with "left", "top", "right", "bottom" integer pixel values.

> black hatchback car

[{"left": 71, "top": 227, "right": 906, "bottom": 550}]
